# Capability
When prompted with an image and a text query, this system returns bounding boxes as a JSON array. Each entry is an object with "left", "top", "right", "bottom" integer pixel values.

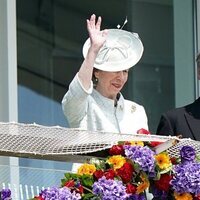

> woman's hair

[
  {"left": 92, "top": 68, "right": 99, "bottom": 88},
  {"left": 196, "top": 52, "right": 200, "bottom": 68}
]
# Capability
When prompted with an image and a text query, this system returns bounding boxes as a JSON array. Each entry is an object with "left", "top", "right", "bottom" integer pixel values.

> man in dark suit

[{"left": 156, "top": 53, "right": 200, "bottom": 140}]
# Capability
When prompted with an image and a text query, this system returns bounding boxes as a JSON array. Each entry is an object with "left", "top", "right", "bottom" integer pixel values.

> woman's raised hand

[{"left": 86, "top": 14, "right": 108, "bottom": 52}]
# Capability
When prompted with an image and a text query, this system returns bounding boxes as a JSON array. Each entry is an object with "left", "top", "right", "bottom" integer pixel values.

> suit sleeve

[
  {"left": 156, "top": 114, "right": 175, "bottom": 136},
  {"left": 62, "top": 73, "right": 93, "bottom": 127}
]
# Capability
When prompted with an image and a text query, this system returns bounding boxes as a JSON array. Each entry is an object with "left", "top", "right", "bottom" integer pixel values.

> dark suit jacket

[{"left": 156, "top": 98, "right": 200, "bottom": 140}]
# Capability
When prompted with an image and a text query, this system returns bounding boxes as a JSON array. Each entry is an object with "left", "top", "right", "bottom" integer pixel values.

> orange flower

[
  {"left": 174, "top": 192, "right": 193, "bottom": 200},
  {"left": 77, "top": 163, "right": 96, "bottom": 175},
  {"left": 136, "top": 180, "right": 149, "bottom": 194},
  {"left": 107, "top": 155, "right": 126, "bottom": 170},
  {"left": 155, "top": 152, "right": 172, "bottom": 170}
]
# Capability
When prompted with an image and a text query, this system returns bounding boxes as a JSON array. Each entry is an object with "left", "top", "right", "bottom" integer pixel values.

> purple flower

[
  {"left": 124, "top": 145, "right": 155, "bottom": 173},
  {"left": 92, "top": 176, "right": 129, "bottom": 200},
  {"left": 151, "top": 187, "right": 168, "bottom": 199},
  {"left": 180, "top": 146, "right": 196, "bottom": 164},
  {"left": 40, "top": 186, "right": 81, "bottom": 200},
  {"left": 171, "top": 162, "right": 200, "bottom": 195},
  {"left": 1, "top": 188, "right": 11, "bottom": 200},
  {"left": 128, "top": 193, "right": 146, "bottom": 200}
]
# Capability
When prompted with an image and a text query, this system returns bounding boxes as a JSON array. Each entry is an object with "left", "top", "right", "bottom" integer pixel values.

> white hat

[{"left": 82, "top": 29, "right": 144, "bottom": 72}]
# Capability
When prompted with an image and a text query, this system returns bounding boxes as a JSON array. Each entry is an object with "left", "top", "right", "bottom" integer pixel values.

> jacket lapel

[{"left": 184, "top": 112, "right": 200, "bottom": 140}]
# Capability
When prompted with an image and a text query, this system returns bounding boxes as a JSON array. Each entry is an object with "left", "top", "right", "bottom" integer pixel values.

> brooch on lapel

[{"left": 131, "top": 105, "right": 136, "bottom": 113}]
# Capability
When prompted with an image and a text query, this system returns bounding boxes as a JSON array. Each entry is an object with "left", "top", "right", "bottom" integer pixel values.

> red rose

[
  {"left": 154, "top": 174, "right": 172, "bottom": 192},
  {"left": 77, "top": 185, "right": 84, "bottom": 194},
  {"left": 94, "top": 169, "right": 115, "bottom": 180},
  {"left": 93, "top": 169, "right": 104, "bottom": 180},
  {"left": 104, "top": 169, "right": 115, "bottom": 179},
  {"left": 137, "top": 128, "right": 150, "bottom": 135},
  {"left": 116, "top": 162, "right": 134, "bottom": 183},
  {"left": 64, "top": 180, "right": 75, "bottom": 188},
  {"left": 109, "top": 145, "right": 124, "bottom": 155},
  {"left": 126, "top": 183, "right": 137, "bottom": 194},
  {"left": 170, "top": 157, "right": 178, "bottom": 165}
]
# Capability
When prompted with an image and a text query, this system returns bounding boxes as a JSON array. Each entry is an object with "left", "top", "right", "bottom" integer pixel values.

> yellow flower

[
  {"left": 136, "top": 180, "right": 150, "bottom": 194},
  {"left": 130, "top": 141, "right": 144, "bottom": 146},
  {"left": 107, "top": 155, "right": 126, "bottom": 170},
  {"left": 155, "top": 152, "right": 171, "bottom": 170},
  {"left": 77, "top": 163, "right": 96, "bottom": 175},
  {"left": 174, "top": 192, "right": 193, "bottom": 200}
]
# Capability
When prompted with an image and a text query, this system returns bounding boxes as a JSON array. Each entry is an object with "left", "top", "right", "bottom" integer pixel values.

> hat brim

[{"left": 82, "top": 29, "right": 144, "bottom": 72}]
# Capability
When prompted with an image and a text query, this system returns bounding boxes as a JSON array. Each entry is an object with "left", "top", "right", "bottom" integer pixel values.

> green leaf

[
  {"left": 82, "top": 193, "right": 100, "bottom": 200},
  {"left": 61, "top": 173, "right": 80, "bottom": 187},
  {"left": 61, "top": 178, "right": 67, "bottom": 186},
  {"left": 64, "top": 172, "right": 79, "bottom": 179},
  {"left": 155, "top": 171, "right": 161, "bottom": 180},
  {"left": 133, "top": 163, "right": 140, "bottom": 173},
  {"left": 81, "top": 174, "right": 94, "bottom": 187},
  {"left": 64, "top": 172, "right": 71, "bottom": 179},
  {"left": 118, "top": 141, "right": 125, "bottom": 145},
  {"left": 196, "top": 154, "right": 200, "bottom": 162}
]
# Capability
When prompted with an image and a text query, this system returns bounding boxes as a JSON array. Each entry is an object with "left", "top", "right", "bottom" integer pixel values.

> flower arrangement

[
  {"left": 30, "top": 129, "right": 200, "bottom": 200},
  {"left": 2, "top": 129, "right": 200, "bottom": 200}
]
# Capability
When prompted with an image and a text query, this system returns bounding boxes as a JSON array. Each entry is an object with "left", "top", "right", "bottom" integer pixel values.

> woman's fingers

[
  {"left": 87, "top": 14, "right": 102, "bottom": 31},
  {"left": 90, "top": 14, "right": 96, "bottom": 29},
  {"left": 95, "top": 16, "right": 101, "bottom": 31},
  {"left": 87, "top": 14, "right": 96, "bottom": 30},
  {"left": 86, "top": 14, "right": 106, "bottom": 48}
]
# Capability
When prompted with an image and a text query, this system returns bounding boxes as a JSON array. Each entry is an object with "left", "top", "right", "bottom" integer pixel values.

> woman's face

[{"left": 94, "top": 69, "right": 129, "bottom": 100}]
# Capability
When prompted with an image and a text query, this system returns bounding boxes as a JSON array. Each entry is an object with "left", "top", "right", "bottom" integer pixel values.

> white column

[
  {"left": 0, "top": 0, "right": 19, "bottom": 197},
  {"left": 0, "top": 0, "right": 18, "bottom": 120}
]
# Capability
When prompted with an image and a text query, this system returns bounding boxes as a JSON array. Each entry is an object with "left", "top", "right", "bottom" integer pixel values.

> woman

[{"left": 62, "top": 14, "right": 148, "bottom": 134}]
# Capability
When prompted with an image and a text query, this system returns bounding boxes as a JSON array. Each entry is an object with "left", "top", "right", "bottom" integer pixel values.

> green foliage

[
  {"left": 80, "top": 174, "right": 94, "bottom": 188},
  {"left": 82, "top": 193, "right": 100, "bottom": 200}
]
